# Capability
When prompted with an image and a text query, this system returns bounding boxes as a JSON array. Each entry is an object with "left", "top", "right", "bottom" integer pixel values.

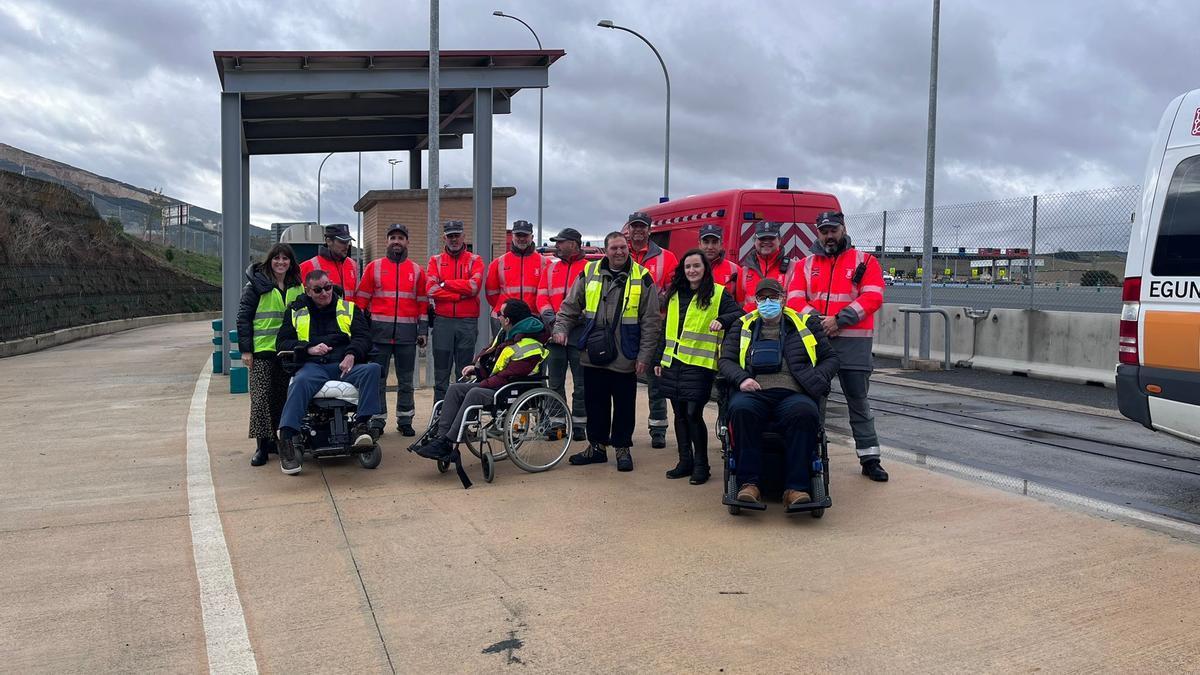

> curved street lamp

[
  {"left": 494, "top": 10, "right": 545, "bottom": 242},
  {"left": 388, "top": 158, "right": 402, "bottom": 189},
  {"left": 598, "top": 19, "right": 670, "bottom": 202},
  {"left": 316, "top": 151, "right": 334, "bottom": 225}
]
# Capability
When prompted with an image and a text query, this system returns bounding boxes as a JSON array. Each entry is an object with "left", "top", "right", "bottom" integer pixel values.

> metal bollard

[
  {"left": 228, "top": 329, "right": 248, "bottom": 394},
  {"left": 211, "top": 319, "right": 224, "bottom": 374}
]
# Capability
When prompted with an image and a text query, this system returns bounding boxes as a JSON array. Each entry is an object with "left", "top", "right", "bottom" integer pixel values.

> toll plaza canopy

[{"left": 212, "top": 49, "right": 564, "bottom": 371}]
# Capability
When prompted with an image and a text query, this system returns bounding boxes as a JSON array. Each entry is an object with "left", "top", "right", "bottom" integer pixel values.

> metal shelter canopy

[{"left": 213, "top": 49, "right": 564, "bottom": 373}]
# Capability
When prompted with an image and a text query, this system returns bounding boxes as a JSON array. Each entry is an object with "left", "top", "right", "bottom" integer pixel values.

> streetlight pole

[
  {"left": 388, "top": 158, "right": 401, "bottom": 189},
  {"left": 598, "top": 19, "right": 670, "bottom": 202},
  {"left": 919, "top": 0, "right": 940, "bottom": 361},
  {"left": 316, "top": 151, "right": 334, "bottom": 225},
  {"left": 494, "top": 11, "right": 544, "bottom": 243}
]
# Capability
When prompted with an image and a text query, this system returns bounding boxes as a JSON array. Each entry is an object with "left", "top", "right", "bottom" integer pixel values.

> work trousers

[
  {"left": 432, "top": 317, "right": 477, "bottom": 403},
  {"left": 436, "top": 381, "right": 496, "bottom": 441},
  {"left": 729, "top": 388, "right": 819, "bottom": 492},
  {"left": 644, "top": 369, "right": 669, "bottom": 434},
  {"left": 370, "top": 342, "right": 416, "bottom": 428},
  {"left": 279, "top": 361, "right": 382, "bottom": 432},
  {"left": 821, "top": 369, "right": 880, "bottom": 458},
  {"left": 545, "top": 343, "right": 587, "bottom": 430},
  {"left": 582, "top": 366, "right": 637, "bottom": 448}
]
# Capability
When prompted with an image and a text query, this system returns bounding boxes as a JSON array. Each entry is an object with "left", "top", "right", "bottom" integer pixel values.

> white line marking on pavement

[{"left": 187, "top": 364, "right": 258, "bottom": 674}]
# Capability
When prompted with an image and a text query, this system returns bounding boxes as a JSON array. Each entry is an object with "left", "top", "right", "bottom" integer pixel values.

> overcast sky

[{"left": 1, "top": 0, "right": 1197, "bottom": 242}]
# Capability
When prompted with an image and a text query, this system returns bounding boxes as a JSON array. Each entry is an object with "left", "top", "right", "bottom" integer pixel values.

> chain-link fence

[
  {"left": 89, "top": 192, "right": 224, "bottom": 257},
  {"left": 845, "top": 185, "right": 1138, "bottom": 313}
]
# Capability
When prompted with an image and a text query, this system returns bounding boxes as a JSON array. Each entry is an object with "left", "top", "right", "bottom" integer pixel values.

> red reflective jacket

[
  {"left": 736, "top": 250, "right": 790, "bottom": 311},
  {"left": 536, "top": 253, "right": 589, "bottom": 315},
  {"left": 427, "top": 249, "right": 484, "bottom": 319},
  {"left": 300, "top": 253, "right": 360, "bottom": 304},
  {"left": 786, "top": 245, "right": 884, "bottom": 338},
  {"left": 711, "top": 257, "right": 740, "bottom": 296},
  {"left": 485, "top": 247, "right": 545, "bottom": 316},
  {"left": 629, "top": 242, "right": 677, "bottom": 291},
  {"left": 357, "top": 256, "right": 428, "bottom": 344}
]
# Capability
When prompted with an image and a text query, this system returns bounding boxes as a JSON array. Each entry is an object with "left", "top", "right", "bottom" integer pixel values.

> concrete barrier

[
  {"left": 0, "top": 312, "right": 221, "bottom": 359},
  {"left": 873, "top": 304, "right": 1117, "bottom": 387}
]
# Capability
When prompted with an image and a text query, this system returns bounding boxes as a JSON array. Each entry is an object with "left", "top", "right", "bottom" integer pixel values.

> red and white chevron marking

[
  {"left": 650, "top": 210, "right": 724, "bottom": 226},
  {"left": 736, "top": 221, "right": 818, "bottom": 262}
]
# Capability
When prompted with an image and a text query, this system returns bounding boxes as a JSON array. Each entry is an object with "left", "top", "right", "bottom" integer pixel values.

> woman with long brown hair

[{"left": 236, "top": 243, "right": 303, "bottom": 466}]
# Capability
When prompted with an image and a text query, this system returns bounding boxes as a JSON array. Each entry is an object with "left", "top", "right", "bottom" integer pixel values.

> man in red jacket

[
  {"left": 625, "top": 211, "right": 677, "bottom": 449},
  {"left": 698, "top": 223, "right": 740, "bottom": 294},
  {"left": 736, "top": 221, "right": 791, "bottom": 312},
  {"left": 357, "top": 223, "right": 428, "bottom": 436},
  {"left": 300, "top": 223, "right": 361, "bottom": 304},
  {"left": 427, "top": 220, "right": 485, "bottom": 403},
  {"left": 786, "top": 211, "right": 889, "bottom": 482},
  {"left": 485, "top": 219, "right": 544, "bottom": 333},
  {"left": 536, "top": 227, "right": 590, "bottom": 442}
]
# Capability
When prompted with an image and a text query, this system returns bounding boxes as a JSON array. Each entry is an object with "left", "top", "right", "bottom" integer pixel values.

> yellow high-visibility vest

[
  {"left": 660, "top": 285, "right": 725, "bottom": 371},
  {"left": 737, "top": 307, "right": 817, "bottom": 370},
  {"left": 292, "top": 299, "right": 354, "bottom": 342},
  {"left": 252, "top": 285, "right": 302, "bottom": 352},
  {"left": 493, "top": 336, "right": 549, "bottom": 373}
]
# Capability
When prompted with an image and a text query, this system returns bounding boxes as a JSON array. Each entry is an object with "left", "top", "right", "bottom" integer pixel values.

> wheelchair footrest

[
  {"left": 722, "top": 496, "right": 768, "bottom": 511},
  {"left": 784, "top": 496, "right": 832, "bottom": 514}
]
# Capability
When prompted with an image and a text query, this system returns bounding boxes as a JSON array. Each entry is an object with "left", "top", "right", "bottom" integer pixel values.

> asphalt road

[{"left": 883, "top": 283, "right": 1120, "bottom": 313}]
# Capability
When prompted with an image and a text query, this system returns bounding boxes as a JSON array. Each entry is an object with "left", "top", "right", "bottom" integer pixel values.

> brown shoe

[
  {"left": 783, "top": 489, "right": 812, "bottom": 506},
  {"left": 736, "top": 484, "right": 761, "bottom": 504}
]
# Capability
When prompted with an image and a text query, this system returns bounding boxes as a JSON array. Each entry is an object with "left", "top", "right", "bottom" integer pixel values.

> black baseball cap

[
  {"left": 753, "top": 221, "right": 781, "bottom": 239},
  {"left": 550, "top": 227, "right": 582, "bottom": 243},
  {"left": 324, "top": 223, "right": 354, "bottom": 241},
  {"left": 386, "top": 223, "right": 409, "bottom": 238},
  {"left": 626, "top": 212, "right": 652, "bottom": 227},
  {"left": 816, "top": 211, "right": 845, "bottom": 230},
  {"left": 511, "top": 220, "right": 534, "bottom": 234},
  {"left": 443, "top": 220, "right": 465, "bottom": 235},
  {"left": 699, "top": 223, "right": 723, "bottom": 240}
]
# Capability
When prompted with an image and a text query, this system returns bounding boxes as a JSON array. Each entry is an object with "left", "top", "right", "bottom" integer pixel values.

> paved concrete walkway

[{"left": 2, "top": 320, "right": 1199, "bottom": 673}]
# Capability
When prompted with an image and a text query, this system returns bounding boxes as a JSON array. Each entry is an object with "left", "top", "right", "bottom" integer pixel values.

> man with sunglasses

[
  {"left": 785, "top": 210, "right": 889, "bottom": 482},
  {"left": 276, "top": 270, "right": 382, "bottom": 475},
  {"left": 427, "top": 220, "right": 485, "bottom": 404}
]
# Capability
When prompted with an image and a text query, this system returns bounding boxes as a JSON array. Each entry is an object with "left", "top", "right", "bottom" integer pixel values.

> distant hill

[{"left": 0, "top": 143, "right": 270, "bottom": 245}]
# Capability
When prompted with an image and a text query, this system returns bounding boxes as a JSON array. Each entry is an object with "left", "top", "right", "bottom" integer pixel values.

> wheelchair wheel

[
  {"left": 728, "top": 505, "right": 741, "bottom": 515},
  {"left": 465, "top": 423, "right": 509, "bottom": 462},
  {"left": 504, "top": 388, "right": 571, "bottom": 473},
  {"left": 810, "top": 508, "right": 825, "bottom": 519},
  {"left": 481, "top": 447, "right": 496, "bottom": 483},
  {"left": 357, "top": 443, "right": 382, "bottom": 469},
  {"left": 436, "top": 459, "right": 449, "bottom": 474}
]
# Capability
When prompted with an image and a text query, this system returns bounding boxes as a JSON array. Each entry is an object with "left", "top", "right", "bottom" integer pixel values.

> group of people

[{"left": 237, "top": 209, "right": 889, "bottom": 503}]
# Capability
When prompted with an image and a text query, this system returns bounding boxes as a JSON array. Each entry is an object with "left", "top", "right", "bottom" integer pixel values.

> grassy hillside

[{"left": 126, "top": 235, "right": 222, "bottom": 287}]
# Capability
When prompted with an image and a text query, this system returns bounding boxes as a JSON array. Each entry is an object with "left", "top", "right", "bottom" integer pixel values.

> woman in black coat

[
  {"left": 654, "top": 249, "right": 744, "bottom": 484},
  {"left": 236, "top": 243, "right": 303, "bottom": 466}
]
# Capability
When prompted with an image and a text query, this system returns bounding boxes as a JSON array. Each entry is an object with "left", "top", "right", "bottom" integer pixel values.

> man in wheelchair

[
  {"left": 275, "top": 270, "right": 383, "bottom": 474},
  {"left": 717, "top": 279, "right": 840, "bottom": 507},
  {"left": 412, "top": 299, "right": 549, "bottom": 463}
]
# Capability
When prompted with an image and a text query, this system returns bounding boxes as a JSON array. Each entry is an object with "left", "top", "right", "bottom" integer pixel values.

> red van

[{"left": 636, "top": 183, "right": 843, "bottom": 264}]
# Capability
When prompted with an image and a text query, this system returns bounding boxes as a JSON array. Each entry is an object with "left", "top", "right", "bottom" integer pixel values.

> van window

[{"left": 1151, "top": 155, "right": 1200, "bottom": 277}]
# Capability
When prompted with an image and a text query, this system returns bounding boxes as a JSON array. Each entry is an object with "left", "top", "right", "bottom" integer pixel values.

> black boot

[
  {"left": 689, "top": 451, "right": 710, "bottom": 485},
  {"left": 665, "top": 445, "right": 692, "bottom": 479},
  {"left": 861, "top": 458, "right": 889, "bottom": 482},
  {"left": 250, "top": 438, "right": 270, "bottom": 467}
]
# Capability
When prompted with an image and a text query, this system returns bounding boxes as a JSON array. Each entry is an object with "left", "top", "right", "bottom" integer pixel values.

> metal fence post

[
  {"left": 1029, "top": 194, "right": 1038, "bottom": 309},
  {"left": 880, "top": 210, "right": 888, "bottom": 274}
]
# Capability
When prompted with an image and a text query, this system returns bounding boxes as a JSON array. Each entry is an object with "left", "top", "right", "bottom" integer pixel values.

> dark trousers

[
  {"left": 670, "top": 399, "right": 708, "bottom": 465},
  {"left": 280, "top": 361, "right": 382, "bottom": 432},
  {"left": 645, "top": 369, "right": 669, "bottom": 433},
  {"left": 582, "top": 366, "right": 637, "bottom": 448},
  {"left": 820, "top": 369, "right": 880, "bottom": 457},
  {"left": 436, "top": 381, "right": 496, "bottom": 441},
  {"left": 546, "top": 343, "right": 586, "bottom": 429},
  {"left": 371, "top": 342, "right": 416, "bottom": 427},
  {"left": 432, "top": 317, "right": 477, "bottom": 403},
  {"left": 729, "top": 388, "right": 819, "bottom": 492}
]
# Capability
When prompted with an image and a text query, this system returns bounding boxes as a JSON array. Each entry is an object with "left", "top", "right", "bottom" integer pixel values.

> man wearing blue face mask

[{"left": 718, "top": 279, "right": 840, "bottom": 507}]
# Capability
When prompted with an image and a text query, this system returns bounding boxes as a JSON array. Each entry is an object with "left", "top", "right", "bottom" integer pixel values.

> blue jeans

[
  {"left": 279, "top": 361, "right": 383, "bottom": 432},
  {"left": 729, "top": 388, "right": 820, "bottom": 492}
]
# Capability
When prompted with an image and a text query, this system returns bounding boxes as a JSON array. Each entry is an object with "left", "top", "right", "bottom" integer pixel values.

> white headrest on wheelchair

[{"left": 313, "top": 380, "right": 359, "bottom": 405}]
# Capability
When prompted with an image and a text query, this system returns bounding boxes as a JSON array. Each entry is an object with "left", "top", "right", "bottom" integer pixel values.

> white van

[{"left": 1117, "top": 88, "right": 1200, "bottom": 443}]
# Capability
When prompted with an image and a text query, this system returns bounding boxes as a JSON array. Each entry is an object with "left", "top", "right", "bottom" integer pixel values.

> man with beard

[
  {"left": 300, "top": 223, "right": 361, "bottom": 304},
  {"left": 485, "top": 219, "right": 545, "bottom": 334},
  {"left": 698, "top": 223, "right": 740, "bottom": 294},
  {"left": 785, "top": 210, "right": 889, "bottom": 482},
  {"left": 536, "top": 227, "right": 590, "bottom": 441},
  {"left": 357, "top": 223, "right": 428, "bottom": 436},
  {"left": 624, "top": 211, "right": 677, "bottom": 449},
  {"left": 427, "top": 220, "right": 485, "bottom": 403}
]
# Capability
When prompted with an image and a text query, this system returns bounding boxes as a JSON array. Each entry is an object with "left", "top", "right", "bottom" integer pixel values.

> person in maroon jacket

[{"left": 413, "top": 299, "right": 549, "bottom": 462}]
